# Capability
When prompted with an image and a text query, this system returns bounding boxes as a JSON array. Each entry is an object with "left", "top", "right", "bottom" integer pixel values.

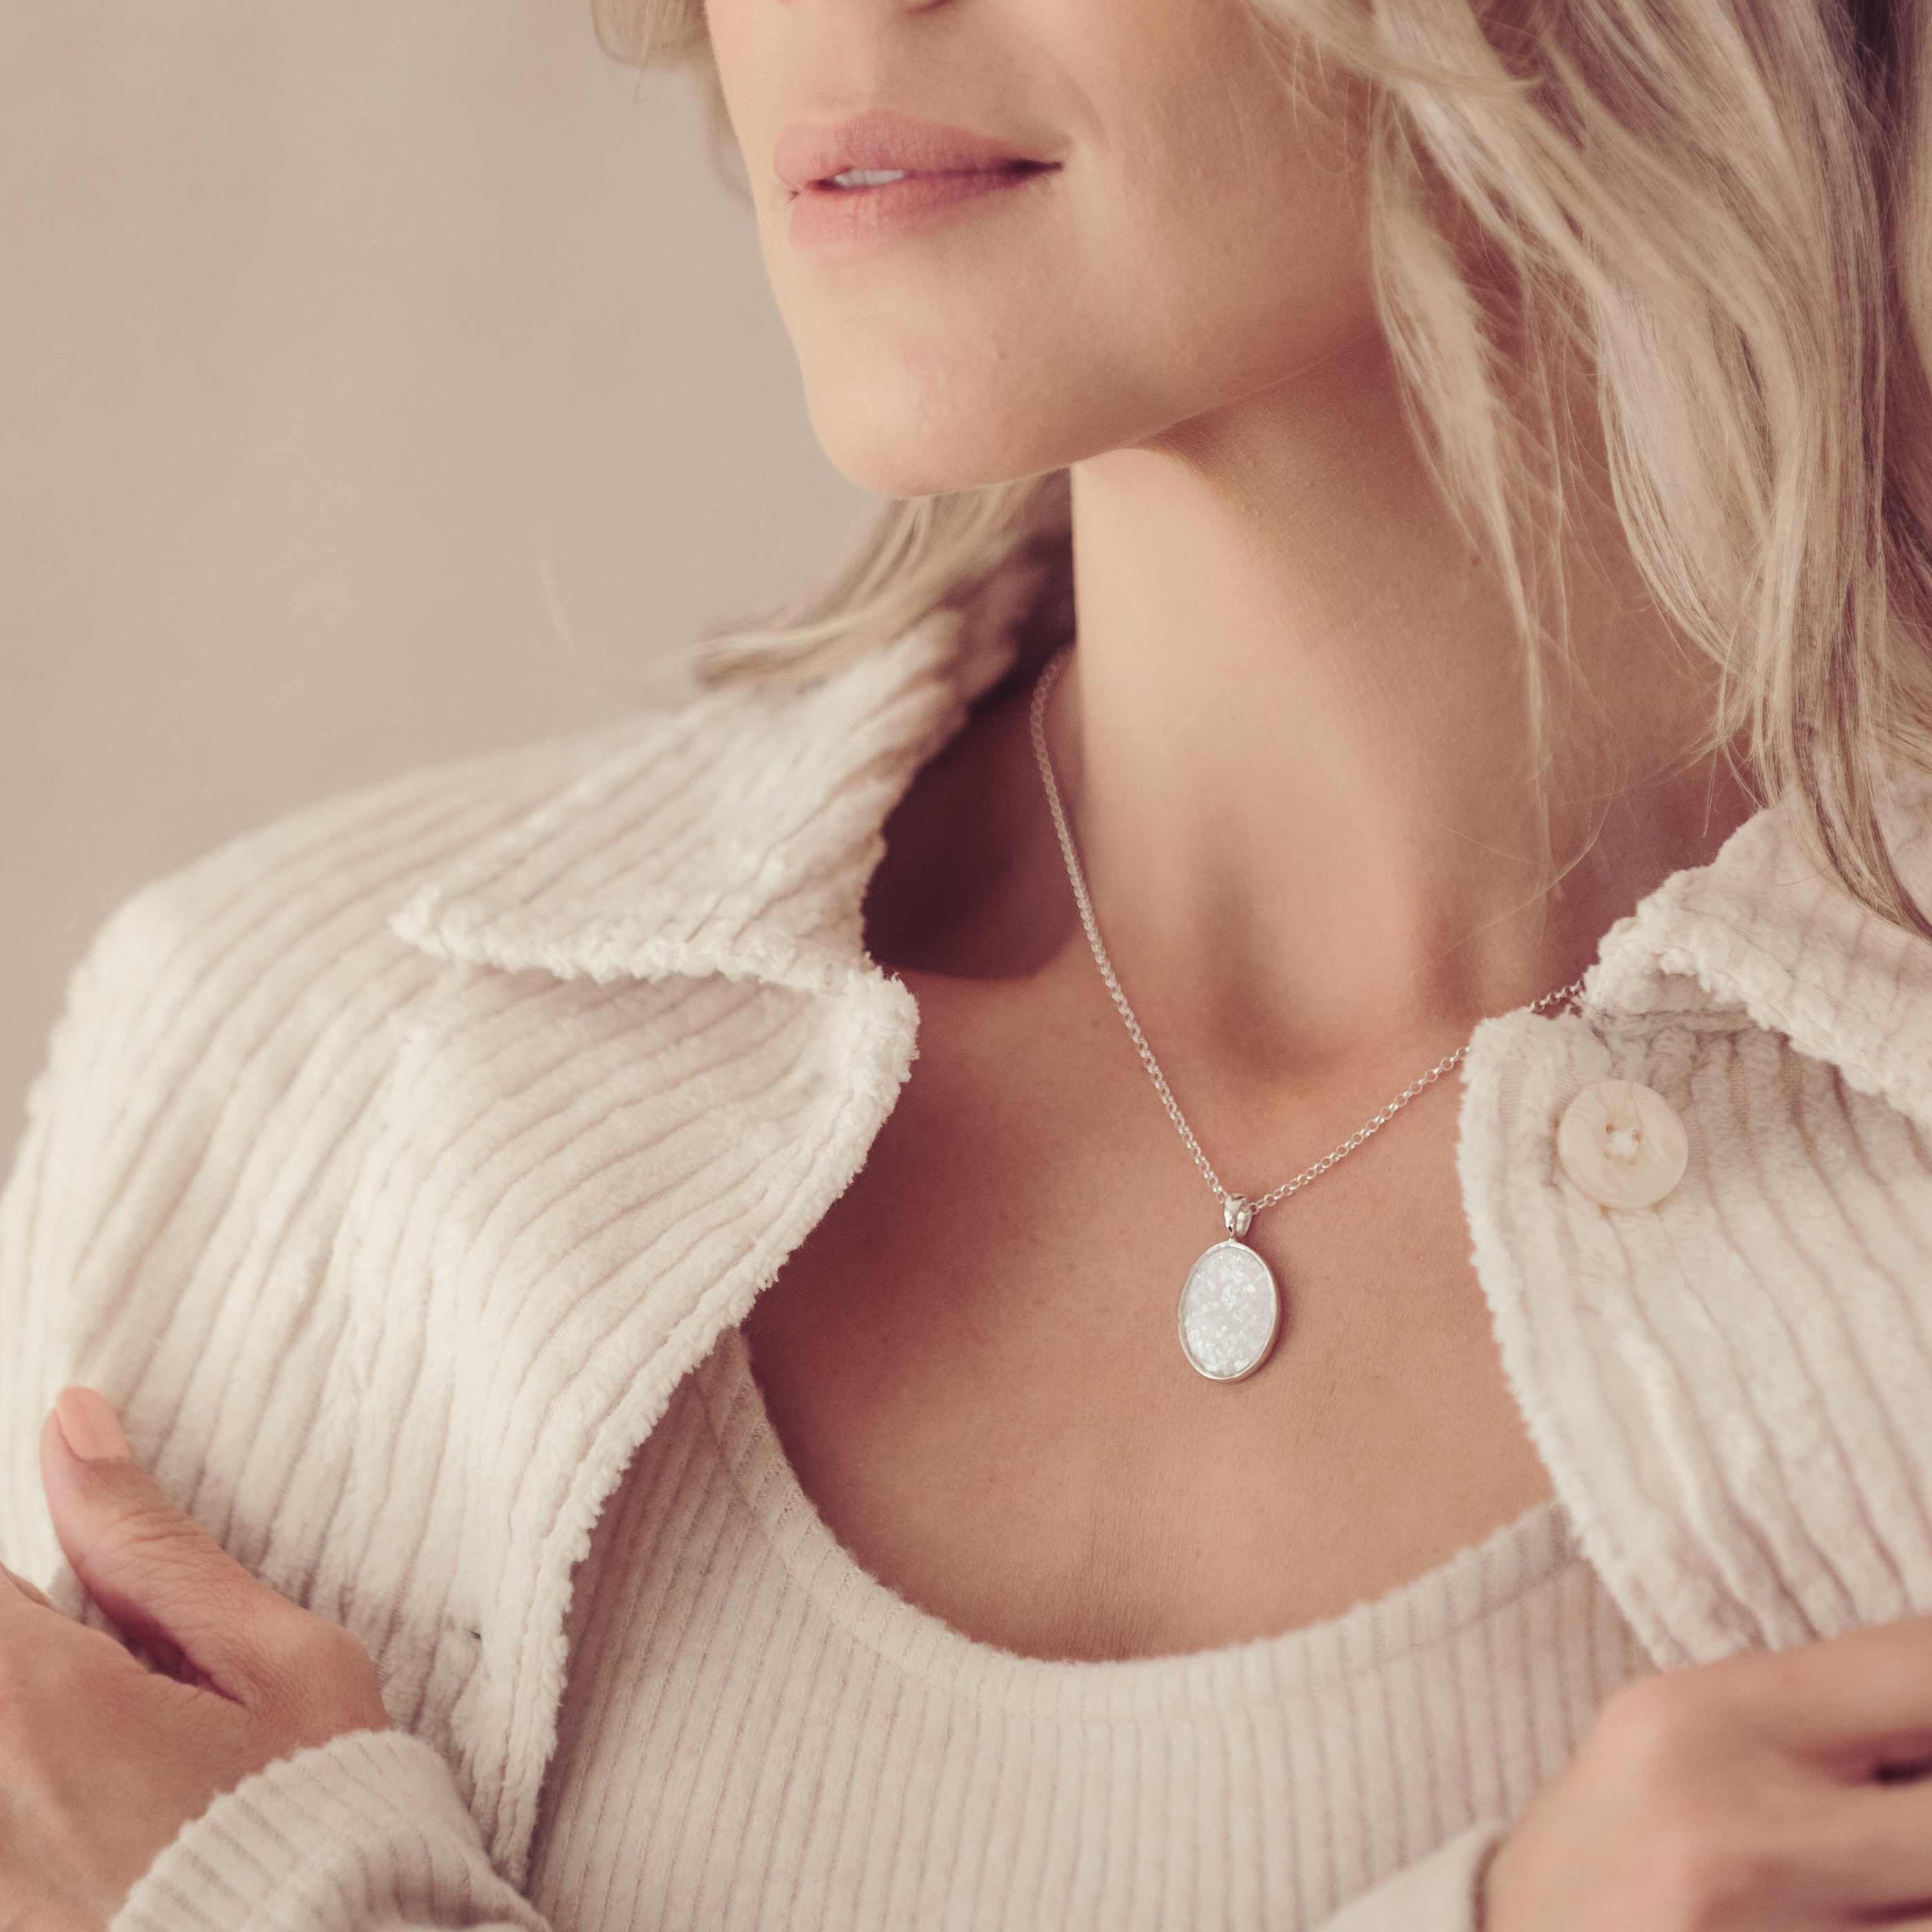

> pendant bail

[{"left": 1223, "top": 1192, "right": 1255, "bottom": 1239}]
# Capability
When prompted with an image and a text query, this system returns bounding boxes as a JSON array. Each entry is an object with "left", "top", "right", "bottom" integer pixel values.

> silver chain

[{"left": 1027, "top": 640, "right": 1589, "bottom": 1228}]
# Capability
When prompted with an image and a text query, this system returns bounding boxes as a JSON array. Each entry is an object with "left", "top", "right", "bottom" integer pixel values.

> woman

[{"left": 6, "top": 0, "right": 1932, "bottom": 1926}]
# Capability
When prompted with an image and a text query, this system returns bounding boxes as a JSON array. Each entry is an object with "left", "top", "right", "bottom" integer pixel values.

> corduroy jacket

[{"left": 7, "top": 610, "right": 1932, "bottom": 1931}]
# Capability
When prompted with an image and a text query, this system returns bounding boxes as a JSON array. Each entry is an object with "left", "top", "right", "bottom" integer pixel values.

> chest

[{"left": 731, "top": 969, "right": 1558, "bottom": 1666}]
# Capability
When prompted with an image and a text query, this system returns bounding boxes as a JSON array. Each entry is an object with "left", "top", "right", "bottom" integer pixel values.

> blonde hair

[{"left": 595, "top": 0, "right": 1932, "bottom": 942}]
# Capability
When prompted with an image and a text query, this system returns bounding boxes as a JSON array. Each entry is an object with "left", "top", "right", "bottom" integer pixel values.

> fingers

[
  {"left": 37, "top": 1401, "right": 287, "bottom": 1702},
  {"left": 1786, "top": 1776, "right": 1932, "bottom": 1919},
  {"left": 0, "top": 1561, "right": 54, "bottom": 1611},
  {"left": 1703, "top": 1614, "right": 1932, "bottom": 1775},
  {"left": 125, "top": 1631, "right": 210, "bottom": 1688},
  {"left": 0, "top": 1565, "right": 206, "bottom": 1685}
]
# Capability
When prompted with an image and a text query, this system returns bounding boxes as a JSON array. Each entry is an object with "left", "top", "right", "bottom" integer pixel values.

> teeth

[{"left": 829, "top": 168, "right": 909, "bottom": 188}]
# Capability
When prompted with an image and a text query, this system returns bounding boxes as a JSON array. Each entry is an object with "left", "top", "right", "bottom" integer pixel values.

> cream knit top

[
  {"left": 525, "top": 1321, "right": 1653, "bottom": 1931},
  {"left": 8, "top": 611, "right": 1932, "bottom": 1932}
]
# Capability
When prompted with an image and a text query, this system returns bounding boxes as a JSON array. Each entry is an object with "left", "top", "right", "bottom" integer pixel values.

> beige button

[{"left": 1556, "top": 1078, "right": 1688, "bottom": 1210}]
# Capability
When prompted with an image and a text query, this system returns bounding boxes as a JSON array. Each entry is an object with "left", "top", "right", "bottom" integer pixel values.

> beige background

[{"left": 1, "top": 4, "right": 865, "bottom": 1140}]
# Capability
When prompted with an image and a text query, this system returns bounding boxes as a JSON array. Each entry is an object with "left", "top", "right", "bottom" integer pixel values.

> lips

[{"left": 773, "top": 109, "right": 1057, "bottom": 195}]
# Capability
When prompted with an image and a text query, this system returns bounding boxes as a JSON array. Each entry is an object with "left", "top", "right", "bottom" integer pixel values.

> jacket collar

[
  {"left": 387, "top": 609, "right": 1009, "bottom": 998},
  {"left": 389, "top": 606, "right": 1932, "bottom": 1135}
]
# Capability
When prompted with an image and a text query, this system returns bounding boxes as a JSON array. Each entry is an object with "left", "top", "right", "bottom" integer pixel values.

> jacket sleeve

[
  {"left": 105, "top": 1723, "right": 1507, "bottom": 1932},
  {"left": 109, "top": 1726, "right": 554, "bottom": 1932},
  {"left": 0, "top": 896, "right": 157, "bottom": 1601}
]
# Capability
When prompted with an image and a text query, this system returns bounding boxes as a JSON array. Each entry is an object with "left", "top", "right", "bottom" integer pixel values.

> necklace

[{"left": 1027, "top": 640, "right": 1589, "bottom": 1385}]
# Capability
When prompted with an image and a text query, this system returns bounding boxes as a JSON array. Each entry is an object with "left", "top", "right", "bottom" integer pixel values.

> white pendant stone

[{"left": 1176, "top": 1237, "right": 1283, "bottom": 1381}]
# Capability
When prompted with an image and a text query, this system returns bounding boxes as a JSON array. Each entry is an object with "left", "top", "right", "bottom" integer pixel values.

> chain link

[{"left": 1027, "top": 640, "right": 1590, "bottom": 1226}]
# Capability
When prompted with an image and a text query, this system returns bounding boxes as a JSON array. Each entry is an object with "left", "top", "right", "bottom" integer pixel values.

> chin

[
  {"left": 804, "top": 382, "right": 1107, "bottom": 499},
  {"left": 812, "top": 422, "right": 1067, "bottom": 498}
]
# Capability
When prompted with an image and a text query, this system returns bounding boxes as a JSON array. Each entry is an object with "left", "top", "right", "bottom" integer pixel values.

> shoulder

[
  {"left": 13, "top": 712, "right": 664, "bottom": 1184},
  {"left": 102, "top": 711, "right": 671, "bottom": 998},
  {"left": 0, "top": 708, "right": 672, "bottom": 1586},
  {"left": 32, "top": 703, "right": 682, "bottom": 1167}
]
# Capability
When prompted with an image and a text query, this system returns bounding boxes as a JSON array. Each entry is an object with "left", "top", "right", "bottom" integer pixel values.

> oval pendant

[{"left": 1176, "top": 1236, "right": 1283, "bottom": 1382}]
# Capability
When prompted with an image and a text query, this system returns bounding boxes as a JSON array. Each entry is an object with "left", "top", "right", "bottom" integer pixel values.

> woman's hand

[
  {"left": 1, "top": 1388, "right": 393, "bottom": 1932},
  {"left": 1482, "top": 1613, "right": 1932, "bottom": 1929}
]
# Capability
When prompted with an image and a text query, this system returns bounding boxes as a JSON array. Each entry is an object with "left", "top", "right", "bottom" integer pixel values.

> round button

[{"left": 1556, "top": 1078, "right": 1688, "bottom": 1210}]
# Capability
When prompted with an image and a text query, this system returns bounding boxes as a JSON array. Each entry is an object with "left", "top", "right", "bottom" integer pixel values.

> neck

[{"left": 1027, "top": 332, "right": 1759, "bottom": 1090}]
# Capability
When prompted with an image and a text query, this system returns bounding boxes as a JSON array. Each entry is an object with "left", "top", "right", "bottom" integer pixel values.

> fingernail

[{"left": 55, "top": 1387, "right": 131, "bottom": 1462}]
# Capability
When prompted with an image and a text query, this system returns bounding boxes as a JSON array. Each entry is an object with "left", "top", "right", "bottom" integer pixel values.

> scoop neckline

[{"left": 690, "top": 1319, "right": 1586, "bottom": 1720}]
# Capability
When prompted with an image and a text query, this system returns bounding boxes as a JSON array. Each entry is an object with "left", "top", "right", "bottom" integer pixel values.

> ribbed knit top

[{"left": 525, "top": 1321, "right": 1655, "bottom": 1931}]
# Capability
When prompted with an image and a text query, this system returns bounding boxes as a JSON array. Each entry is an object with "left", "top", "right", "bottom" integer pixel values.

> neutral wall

[{"left": 0, "top": 3, "right": 865, "bottom": 1143}]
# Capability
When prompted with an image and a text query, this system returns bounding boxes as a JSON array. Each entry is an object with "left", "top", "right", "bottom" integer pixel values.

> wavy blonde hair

[{"left": 595, "top": 0, "right": 1932, "bottom": 942}]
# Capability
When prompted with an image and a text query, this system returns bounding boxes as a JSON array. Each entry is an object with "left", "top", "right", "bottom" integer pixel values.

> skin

[
  {"left": 718, "top": 0, "right": 1761, "bottom": 1073},
  {"left": 1, "top": 1393, "right": 389, "bottom": 1930},
  {"left": 708, "top": 0, "right": 1762, "bottom": 1662}
]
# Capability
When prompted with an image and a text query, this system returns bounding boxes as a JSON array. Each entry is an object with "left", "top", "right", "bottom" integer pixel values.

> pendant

[{"left": 1176, "top": 1193, "right": 1283, "bottom": 1382}]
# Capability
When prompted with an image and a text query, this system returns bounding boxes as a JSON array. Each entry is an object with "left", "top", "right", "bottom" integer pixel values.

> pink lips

[
  {"left": 773, "top": 109, "right": 1052, "bottom": 194},
  {"left": 775, "top": 109, "right": 1062, "bottom": 257}
]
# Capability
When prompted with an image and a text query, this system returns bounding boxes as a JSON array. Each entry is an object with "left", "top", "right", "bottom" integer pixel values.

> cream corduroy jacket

[{"left": 7, "top": 612, "right": 1932, "bottom": 1932}]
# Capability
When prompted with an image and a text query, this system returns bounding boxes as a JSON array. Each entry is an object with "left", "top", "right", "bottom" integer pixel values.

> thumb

[{"left": 39, "top": 1388, "right": 288, "bottom": 1702}]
